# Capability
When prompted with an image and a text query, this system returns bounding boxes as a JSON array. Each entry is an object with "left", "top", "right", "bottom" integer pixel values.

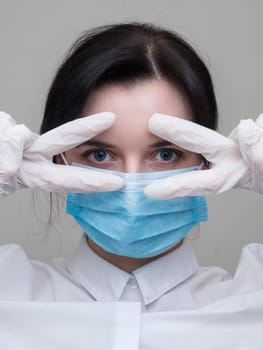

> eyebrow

[
  {"left": 148, "top": 141, "right": 175, "bottom": 148},
  {"left": 78, "top": 140, "right": 117, "bottom": 148},
  {"left": 78, "top": 140, "right": 176, "bottom": 149}
]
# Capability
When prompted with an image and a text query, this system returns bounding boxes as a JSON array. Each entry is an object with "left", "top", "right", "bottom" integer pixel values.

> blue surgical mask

[{"left": 66, "top": 164, "right": 207, "bottom": 258}]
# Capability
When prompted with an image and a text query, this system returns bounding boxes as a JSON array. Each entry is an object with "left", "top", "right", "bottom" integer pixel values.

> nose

[{"left": 123, "top": 157, "right": 144, "bottom": 173}]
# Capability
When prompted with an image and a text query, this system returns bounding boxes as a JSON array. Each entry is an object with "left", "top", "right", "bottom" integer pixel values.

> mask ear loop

[{"left": 60, "top": 152, "right": 69, "bottom": 166}]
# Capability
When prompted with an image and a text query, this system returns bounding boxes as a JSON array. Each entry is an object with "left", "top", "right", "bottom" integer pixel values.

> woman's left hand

[{"left": 144, "top": 113, "right": 263, "bottom": 198}]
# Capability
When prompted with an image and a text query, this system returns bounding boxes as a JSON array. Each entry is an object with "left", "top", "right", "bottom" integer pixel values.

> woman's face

[{"left": 63, "top": 79, "right": 201, "bottom": 172}]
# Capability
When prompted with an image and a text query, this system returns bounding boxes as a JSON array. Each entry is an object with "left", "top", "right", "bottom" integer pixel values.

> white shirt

[
  {"left": 0, "top": 235, "right": 263, "bottom": 349},
  {"left": 0, "top": 234, "right": 263, "bottom": 308}
]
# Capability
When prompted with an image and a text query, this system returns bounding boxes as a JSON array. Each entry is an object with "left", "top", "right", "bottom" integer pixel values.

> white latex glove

[
  {"left": 145, "top": 113, "right": 263, "bottom": 198},
  {"left": 0, "top": 111, "right": 124, "bottom": 197}
]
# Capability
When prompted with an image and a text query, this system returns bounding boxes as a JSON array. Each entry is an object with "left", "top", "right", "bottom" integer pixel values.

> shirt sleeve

[
  {"left": 232, "top": 242, "right": 263, "bottom": 291},
  {"left": 0, "top": 244, "right": 68, "bottom": 300},
  {"left": 0, "top": 244, "right": 35, "bottom": 300}
]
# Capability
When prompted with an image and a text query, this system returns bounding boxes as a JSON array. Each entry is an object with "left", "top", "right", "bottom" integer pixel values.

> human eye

[
  {"left": 85, "top": 149, "right": 112, "bottom": 164},
  {"left": 154, "top": 148, "right": 180, "bottom": 162}
]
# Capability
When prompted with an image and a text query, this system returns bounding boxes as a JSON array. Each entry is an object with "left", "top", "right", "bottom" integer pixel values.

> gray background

[{"left": 0, "top": 0, "right": 262, "bottom": 273}]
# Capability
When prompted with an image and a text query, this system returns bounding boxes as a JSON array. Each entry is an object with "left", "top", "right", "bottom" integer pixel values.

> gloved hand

[
  {"left": 145, "top": 113, "right": 263, "bottom": 198},
  {"left": 0, "top": 112, "right": 124, "bottom": 198}
]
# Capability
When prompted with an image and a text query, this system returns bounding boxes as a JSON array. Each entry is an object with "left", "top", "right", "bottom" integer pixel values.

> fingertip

[
  {"left": 82, "top": 112, "right": 116, "bottom": 124},
  {"left": 149, "top": 113, "right": 177, "bottom": 127},
  {"left": 104, "top": 175, "right": 125, "bottom": 191},
  {"left": 79, "top": 112, "right": 116, "bottom": 135},
  {"left": 148, "top": 113, "right": 180, "bottom": 138},
  {"left": 144, "top": 183, "right": 174, "bottom": 200},
  {"left": 148, "top": 113, "right": 164, "bottom": 132},
  {"left": 82, "top": 172, "right": 125, "bottom": 192}
]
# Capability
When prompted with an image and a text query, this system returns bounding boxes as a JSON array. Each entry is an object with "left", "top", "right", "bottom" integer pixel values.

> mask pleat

[{"left": 66, "top": 164, "right": 208, "bottom": 258}]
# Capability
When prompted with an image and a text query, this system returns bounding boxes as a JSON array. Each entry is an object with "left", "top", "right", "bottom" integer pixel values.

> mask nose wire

[{"left": 60, "top": 152, "right": 69, "bottom": 166}]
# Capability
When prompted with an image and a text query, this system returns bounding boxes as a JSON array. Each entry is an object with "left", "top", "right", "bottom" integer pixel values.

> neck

[{"left": 87, "top": 237, "right": 184, "bottom": 272}]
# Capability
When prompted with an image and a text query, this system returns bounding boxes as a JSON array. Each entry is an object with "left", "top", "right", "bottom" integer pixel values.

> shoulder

[
  {"left": 190, "top": 243, "right": 263, "bottom": 306},
  {"left": 0, "top": 244, "right": 82, "bottom": 301},
  {"left": 234, "top": 242, "right": 263, "bottom": 281},
  {"left": 238, "top": 242, "right": 263, "bottom": 260},
  {"left": 0, "top": 244, "right": 32, "bottom": 270},
  {"left": 194, "top": 243, "right": 263, "bottom": 281}
]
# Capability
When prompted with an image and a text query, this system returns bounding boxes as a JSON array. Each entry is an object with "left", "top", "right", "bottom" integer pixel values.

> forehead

[
  {"left": 81, "top": 79, "right": 192, "bottom": 144},
  {"left": 79, "top": 80, "right": 195, "bottom": 151},
  {"left": 83, "top": 79, "right": 192, "bottom": 119}
]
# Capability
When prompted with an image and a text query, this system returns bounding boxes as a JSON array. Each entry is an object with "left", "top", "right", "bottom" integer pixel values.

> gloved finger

[
  {"left": 19, "top": 161, "right": 124, "bottom": 193},
  {"left": 237, "top": 119, "right": 263, "bottom": 167},
  {"left": 255, "top": 113, "right": 263, "bottom": 128},
  {"left": 144, "top": 169, "right": 222, "bottom": 198},
  {"left": 145, "top": 157, "right": 248, "bottom": 198},
  {"left": 0, "top": 112, "right": 16, "bottom": 135},
  {"left": 0, "top": 124, "right": 34, "bottom": 174},
  {"left": 149, "top": 113, "right": 231, "bottom": 161},
  {"left": 29, "top": 112, "right": 116, "bottom": 158},
  {"left": 236, "top": 116, "right": 263, "bottom": 193}
]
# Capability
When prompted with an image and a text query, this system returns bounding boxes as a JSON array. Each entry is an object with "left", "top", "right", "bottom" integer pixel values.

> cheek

[{"left": 182, "top": 152, "right": 202, "bottom": 167}]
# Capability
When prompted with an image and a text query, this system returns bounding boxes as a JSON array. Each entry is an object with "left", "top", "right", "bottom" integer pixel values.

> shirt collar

[
  {"left": 133, "top": 239, "right": 198, "bottom": 305},
  {"left": 66, "top": 236, "right": 130, "bottom": 301},
  {"left": 66, "top": 235, "right": 198, "bottom": 305}
]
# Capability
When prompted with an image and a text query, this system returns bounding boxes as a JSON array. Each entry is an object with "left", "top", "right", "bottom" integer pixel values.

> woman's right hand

[{"left": 0, "top": 112, "right": 124, "bottom": 197}]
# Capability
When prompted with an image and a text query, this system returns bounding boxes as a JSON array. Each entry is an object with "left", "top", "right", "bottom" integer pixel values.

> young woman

[{"left": 0, "top": 23, "right": 262, "bottom": 345}]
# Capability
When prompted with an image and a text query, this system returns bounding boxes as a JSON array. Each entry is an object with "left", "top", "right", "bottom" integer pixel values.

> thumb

[
  {"left": 0, "top": 112, "right": 17, "bottom": 135},
  {"left": 237, "top": 119, "right": 263, "bottom": 162},
  {"left": 255, "top": 113, "right": 263, "bottom": 128}
]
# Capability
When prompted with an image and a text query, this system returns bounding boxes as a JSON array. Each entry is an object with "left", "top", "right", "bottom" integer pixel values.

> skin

[{"left": 59, "top": 79, "right": 201, "bottom": 272}]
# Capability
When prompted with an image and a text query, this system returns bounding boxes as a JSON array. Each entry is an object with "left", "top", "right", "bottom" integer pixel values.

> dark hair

[{"left": 40, "top": 22, "right": 218, "bottom": 134}]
